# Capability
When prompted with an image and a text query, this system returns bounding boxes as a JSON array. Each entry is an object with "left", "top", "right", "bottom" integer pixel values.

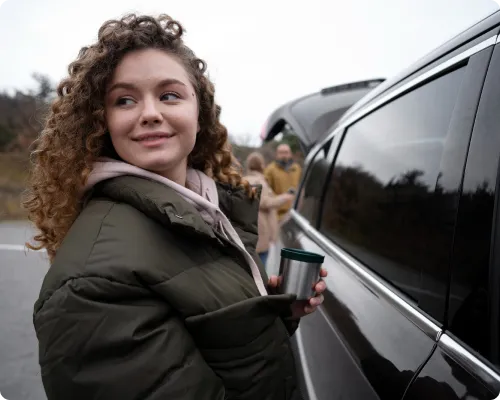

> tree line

[{"left": 0, "top": 73, "right": 55, "bottom": 152}]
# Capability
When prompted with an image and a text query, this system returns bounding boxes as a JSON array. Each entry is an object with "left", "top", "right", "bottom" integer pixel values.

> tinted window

[
  {"left": 448, "top": 50, "right": 500, "bottom": 363},
  {"left": 296, "top": 139, "right": 332, "bottom": 225},
  {"left": 450, "top": 152, "right": 495, "bottom": 362},
  {"left": 320, "top": 68, "right": 465, "bottom": 317}
]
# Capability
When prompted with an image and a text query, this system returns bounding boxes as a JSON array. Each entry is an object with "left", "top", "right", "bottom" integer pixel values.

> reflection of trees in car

[
  {"left": 322, "top": 164, "right": 494, "bottom": 360},
  {"left": 321, "top": 164, "right": 458, "bottom": 304},
  {"left": 324, "top": 165, "right": 450, "bottom": 272}
]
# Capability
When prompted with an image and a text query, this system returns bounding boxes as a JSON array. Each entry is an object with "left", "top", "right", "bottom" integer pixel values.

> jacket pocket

[{"left": 185, "top": 294, "right": 296, "bottom": 400}]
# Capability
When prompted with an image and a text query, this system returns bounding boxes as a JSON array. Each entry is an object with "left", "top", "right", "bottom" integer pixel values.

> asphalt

[{"left": 0, "top": 221, "right": 48, "bottom": 400}]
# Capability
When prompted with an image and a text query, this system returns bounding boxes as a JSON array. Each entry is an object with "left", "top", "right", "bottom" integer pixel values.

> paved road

[{"left": 0, "top": 221, "right": 48, "bottom": 400}]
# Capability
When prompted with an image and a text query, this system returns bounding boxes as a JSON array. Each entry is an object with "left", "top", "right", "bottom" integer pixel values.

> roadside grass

[{"left": 0, "top": 153, "right": 30, "bottom": 220}]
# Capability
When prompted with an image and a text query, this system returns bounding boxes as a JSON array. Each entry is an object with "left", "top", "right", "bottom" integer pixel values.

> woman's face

[{"left": 104, "top": 48, "right": 199, "bottom": 185}]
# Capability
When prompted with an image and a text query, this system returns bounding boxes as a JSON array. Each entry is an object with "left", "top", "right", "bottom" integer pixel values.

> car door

[
  {"left": 403, "top": 35, "right": 500, "bottom": 400},
  {"left": 276, "top": 34, "right": 493, "bottom": 400}
]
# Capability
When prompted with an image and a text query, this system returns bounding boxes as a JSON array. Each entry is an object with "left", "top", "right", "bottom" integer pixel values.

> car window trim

[
  {"left": 289, "top": 208, "right": 442, "bottom": 342},
  {"left": 439, "top": 333, "right": 500, "bottom": 395},
  {"left": 315, "top": 34, "right": 499, "bottom": 152}
]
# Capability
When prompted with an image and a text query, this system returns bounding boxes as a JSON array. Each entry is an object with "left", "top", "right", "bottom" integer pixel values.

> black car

[
  {"left": 260, "top": 79, "right": 385, "bottom": 154},
  {"left": 266, "top": 10, "right": 500, "bottom": 400}
]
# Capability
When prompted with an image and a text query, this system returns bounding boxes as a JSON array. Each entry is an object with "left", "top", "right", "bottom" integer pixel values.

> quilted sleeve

[{"left": 34, "top": 276, "right": 225, "bottom": 400}]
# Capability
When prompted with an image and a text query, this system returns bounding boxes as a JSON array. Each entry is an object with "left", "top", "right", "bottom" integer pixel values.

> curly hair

[{"left": 23, "top": 14, "right": 252, "bottom": 260}]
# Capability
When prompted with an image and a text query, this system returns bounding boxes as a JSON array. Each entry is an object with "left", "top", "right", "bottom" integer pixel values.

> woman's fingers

[{"left": 268, "top": 275, "right": 279, "bottom": 288}]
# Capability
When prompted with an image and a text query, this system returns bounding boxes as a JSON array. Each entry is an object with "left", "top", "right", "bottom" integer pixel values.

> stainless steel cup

[{"left": 277, "top": 248, "right": 325, "bottom": 300}]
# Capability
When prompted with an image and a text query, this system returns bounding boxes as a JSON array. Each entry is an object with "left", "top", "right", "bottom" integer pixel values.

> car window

[
  {"left": 448, "top": 54, "right": 500, "bottom": 364},
  {"left": 296, "top": 139, "right": 333, "bottom": 226},
  {"left": 450, "top": 144, "right": 495, "bottom": 363},
  {"left": 319, "top": 67, "right": 466, "bottom": 321}
]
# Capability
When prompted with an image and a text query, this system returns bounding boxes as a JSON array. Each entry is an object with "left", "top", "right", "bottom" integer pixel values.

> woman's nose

[{"left": 140, "top": 99, "right": 163, "bottom": 126}]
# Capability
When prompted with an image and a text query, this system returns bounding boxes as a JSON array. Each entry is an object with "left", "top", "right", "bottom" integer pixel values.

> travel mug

[{"left": 277, "top": 248, "right": 325, "bottom": 300}]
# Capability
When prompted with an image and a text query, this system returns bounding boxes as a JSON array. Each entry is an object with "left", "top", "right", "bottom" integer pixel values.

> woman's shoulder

[
  {"left": 40, "top": 197, "right": 191, "bottom": 301},
  {"left": 67, "top": 196, "right": 190, "bottom": 265}
]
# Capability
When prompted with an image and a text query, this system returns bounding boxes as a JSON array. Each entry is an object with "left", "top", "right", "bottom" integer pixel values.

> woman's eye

[
  {"left": 161, "top": 92, "right": 180, "bottom": 101},
  {"left": 116, "top": 97, "right": 135, "bottom": 106}
]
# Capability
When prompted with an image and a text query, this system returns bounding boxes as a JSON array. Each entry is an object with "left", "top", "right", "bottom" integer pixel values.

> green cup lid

[{"left": 281, "top": 248, "right": 325, "bottom": 263}]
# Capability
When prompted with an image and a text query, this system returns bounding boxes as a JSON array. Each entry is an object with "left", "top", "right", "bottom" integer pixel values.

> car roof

[
  {"left": 339, "top": 10, "right": 500, "bottom": 125},
  {"left": 261, "top": 79, "right": 385, "bottom": 151}
]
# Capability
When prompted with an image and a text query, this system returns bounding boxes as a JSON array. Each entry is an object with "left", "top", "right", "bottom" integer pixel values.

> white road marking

[{"left": 0, "top": 244, "right": 46, "bottom": 252}]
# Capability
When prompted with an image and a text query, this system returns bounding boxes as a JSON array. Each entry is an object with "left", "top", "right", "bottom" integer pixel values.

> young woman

[{"left": 24, "top": 14, "right": 327, "bottom": 400}]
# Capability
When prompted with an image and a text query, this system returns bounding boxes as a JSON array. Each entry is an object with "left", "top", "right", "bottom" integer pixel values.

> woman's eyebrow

[{"left": 107, "top": 78, "right": 187, "bottom": 94}]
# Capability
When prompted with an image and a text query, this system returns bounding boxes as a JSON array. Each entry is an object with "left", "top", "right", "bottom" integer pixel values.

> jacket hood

[{"left": 85, "top": 158, "right": 218, "bottom": 219}]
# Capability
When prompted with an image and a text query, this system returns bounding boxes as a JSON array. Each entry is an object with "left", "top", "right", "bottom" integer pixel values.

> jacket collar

[{"left": 90, "top": 176, "right": 259, "bottom": 247}]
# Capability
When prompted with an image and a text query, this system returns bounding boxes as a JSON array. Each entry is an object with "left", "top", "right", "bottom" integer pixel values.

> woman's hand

[{"left": 268, "top": 268, "right": 328, "bottom": 319}]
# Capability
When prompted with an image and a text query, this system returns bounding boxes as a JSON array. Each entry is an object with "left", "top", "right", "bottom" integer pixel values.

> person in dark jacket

[{"left": 23, "top": 14, "right": 327, "bottom": 400}]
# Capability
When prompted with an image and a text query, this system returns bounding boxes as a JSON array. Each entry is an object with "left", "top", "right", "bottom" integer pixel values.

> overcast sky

[{"left": 0, "top": 0, "right": 498, "bottom": 143}]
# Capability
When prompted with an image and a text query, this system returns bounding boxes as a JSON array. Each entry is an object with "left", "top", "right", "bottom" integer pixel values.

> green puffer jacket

[{"left": 34, "top": 175, "right": 302, "bottom": 400}]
